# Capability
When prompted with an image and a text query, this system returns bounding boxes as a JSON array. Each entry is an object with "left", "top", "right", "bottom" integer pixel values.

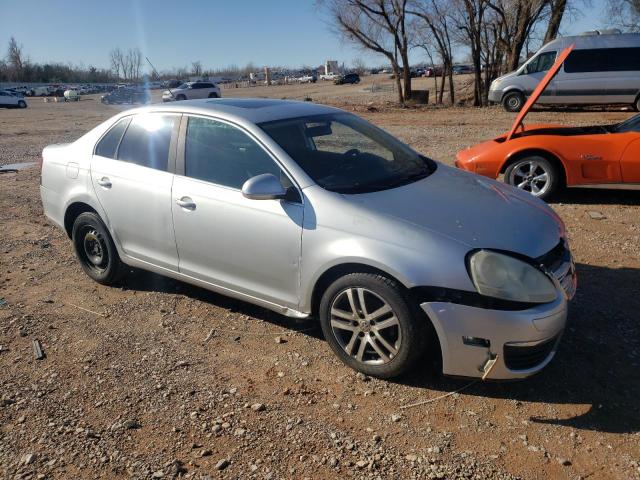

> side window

[
  {"left": 184, "top": 116, "right": 281, "bottom": 189},
  {"left": 566, "top": 47, "right": 640, "bottom": 73},
  {"left": 526, "top": 51, "right": 556, "bottom": 74},
  {"left": 117, "top": 114, "right": 177, "bottom": 171},
  {"left": 95, "top": 117, "right": 130, "bottom": 159}
]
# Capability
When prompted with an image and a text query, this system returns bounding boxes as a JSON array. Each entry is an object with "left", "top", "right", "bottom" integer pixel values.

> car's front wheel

[
  {"left": 176, "top": 94, "right": 186, "bottom": 101},
  {"left": 72, "top": 212, "right": 125, "bottom": 285},
  {"left": 319, "top": 273, "right": 429, "bottom": 378},
  {"left": 502, "top": 91, "right": 525, "bottom": 112},
  {"left": 18, "top": 100, "right": 27, "bottom": 108},
  {"left": 208, "top": 92, "right": 219, "bottom": 98},
  {"left": 504, "top": 155, "right": 561, "bottom": 200}
]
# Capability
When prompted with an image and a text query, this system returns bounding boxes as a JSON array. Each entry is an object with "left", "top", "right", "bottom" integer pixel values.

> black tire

[
  {"left": 208, "top": 92, "right": 219, "bottom": 98},
  {"left": 319, "top": 273, "right": 429, "bottom": 379},
  {"left": 18, "top": 100, "right": 27, "bottom": 108},
  {"left": 634, "top": 95, "right": 640, "bottom": 112},
  {"left": 502, "top": 91, "right": 525, "bottom": 112},
  {"left": 176, "top": 94, "right": 186, "bottom": 101},
  {"left": 72, "top": 212, "right": 125, "bottom": 285},
  {"left": 504, "top": 155, "right": 561, "bottom": 200}
]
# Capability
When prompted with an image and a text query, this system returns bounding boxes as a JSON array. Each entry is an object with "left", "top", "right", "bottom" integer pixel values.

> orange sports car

[{"left": 456, "top": 45, "right": 640, "bottom": 200}]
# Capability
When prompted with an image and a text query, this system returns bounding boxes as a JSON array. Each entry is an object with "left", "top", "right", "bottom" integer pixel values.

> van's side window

[
  {"left": 565, "top": 47, "right": 640, "bottom": 73},
  {"left": 526, "top": 52, "right": 556, "bottom": 74}
]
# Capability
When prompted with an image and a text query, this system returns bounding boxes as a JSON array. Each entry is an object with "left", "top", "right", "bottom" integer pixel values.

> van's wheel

[
  {"left": 208, "top": 92, "right": 219, "bottom": 98},
  {"left": 319, "top": 273, "right": 429, "bottom": 379},
  {"left": 504, "top": 155, "right": 561, "bottom": 200},
  {"left": 18, "top": 100, "right": 27, "bottom": 108},
  {"left": 502, "top": 91, "right": 525, "bottom": 112},
  {"left": 72, "top": 212, "right": 125, "bottom": 285}
]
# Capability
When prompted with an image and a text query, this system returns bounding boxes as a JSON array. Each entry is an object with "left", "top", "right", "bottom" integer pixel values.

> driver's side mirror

[{"left": 242, "top": 173, "right": 286, "bottom": 200}]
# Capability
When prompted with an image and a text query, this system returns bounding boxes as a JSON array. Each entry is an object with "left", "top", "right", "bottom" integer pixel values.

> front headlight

[{"left": 468, "top": 250, "right": 557, "bottom": 303}]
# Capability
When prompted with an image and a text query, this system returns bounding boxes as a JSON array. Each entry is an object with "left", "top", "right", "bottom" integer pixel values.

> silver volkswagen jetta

[{"left": 40, "top": 98, "right": 576, "bottom": 380}]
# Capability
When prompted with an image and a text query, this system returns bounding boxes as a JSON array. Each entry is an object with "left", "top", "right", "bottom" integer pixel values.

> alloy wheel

[
  {"left": 329, "top": 287, "right": 401, "bottom": 365},
  {"left": 508, "top": 159, "right": 550, "bottom": 197}
]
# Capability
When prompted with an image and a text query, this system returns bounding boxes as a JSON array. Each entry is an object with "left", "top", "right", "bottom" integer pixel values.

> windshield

[
  {"left": 259, "top": 113, "right": 436, "bottom": 193},
  {"left": 613, "top": 113, "right": 640, "bottom": 133}
]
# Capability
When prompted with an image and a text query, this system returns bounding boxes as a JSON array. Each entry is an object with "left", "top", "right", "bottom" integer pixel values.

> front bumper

[
  {"left": 488, "top": 88, "right": 502, "bottom": 104},
  {"left": 422, "top": 253, "right": 576, "bottom": 380},
  {"left": 421, "top": 297, "right": 566, "bottom": 379}
]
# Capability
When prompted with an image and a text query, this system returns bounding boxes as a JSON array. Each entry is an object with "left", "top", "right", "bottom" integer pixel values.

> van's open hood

[{"left": 506, "top": 44, "right": 575, "bottom": 141}]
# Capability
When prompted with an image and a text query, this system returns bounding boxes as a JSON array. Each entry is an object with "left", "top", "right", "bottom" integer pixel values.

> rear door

[
  {"left": 90, "top": 113, "right": 181, "bottom": 270},
  {"left": 171, "top": 115, "right": 303, "bottom": 308}
]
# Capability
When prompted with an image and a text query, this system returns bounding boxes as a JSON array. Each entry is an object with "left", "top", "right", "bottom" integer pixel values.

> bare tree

[
  {"left": 6, "top": 36, "right": 25, "bottom": 81},
  {"left": 606, "top": 0, "right": 640, "bottom": 31},
  {"left": 543, "top": 0, "right": 567, "bottom": 42},
  {"left": 451, "top": 0, "right": 490, "bottom": 106},
  {"left": 410, "top": 0, "right": 456, "bottom": 105},
  {"left": 321, "top": 0, "right": 412, "bottom": 103},
  {"left": 191, "top": 61, "right": 203, "bottom": 77},
  {"left": 487, "top": 0, "right": 549, "bottom": 72}
]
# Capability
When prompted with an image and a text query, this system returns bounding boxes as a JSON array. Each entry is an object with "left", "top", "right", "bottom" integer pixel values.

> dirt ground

[{"left": 1, "top": 82, "right": 639, "bottom": 480}]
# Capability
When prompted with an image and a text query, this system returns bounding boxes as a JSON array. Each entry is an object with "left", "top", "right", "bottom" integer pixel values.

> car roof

[{"left": 133, "top": 98, "right": 342, "bottom": 124}]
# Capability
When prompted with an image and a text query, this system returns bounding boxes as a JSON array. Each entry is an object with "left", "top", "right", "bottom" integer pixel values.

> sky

[{"left": 0, "top": 0, "right": 610, "bottom": 73}]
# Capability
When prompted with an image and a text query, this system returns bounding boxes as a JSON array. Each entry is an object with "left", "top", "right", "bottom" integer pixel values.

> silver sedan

[{"left": 40, "top": 98, "right": 576, "bottom": 379}]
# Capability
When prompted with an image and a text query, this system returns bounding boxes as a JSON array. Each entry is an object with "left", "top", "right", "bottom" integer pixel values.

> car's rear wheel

[
  {"left": 18, "top": 100, "right": 27, "bottom": 108},
  {"left": 502, "top": 91, "right": 525, "bottom": 112},
  {"left": 319, "top": 273, "right": 428, "bottom": 378},
  {"left": 504, "top": 155, "right": 560, "bottom": 200},
  {"left": 72, "top": 212, "right": 125, "bottom": 285}
]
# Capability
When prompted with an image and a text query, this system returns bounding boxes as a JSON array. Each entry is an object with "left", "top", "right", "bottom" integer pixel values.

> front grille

[
  {"left": 504, "top": 336, "right": 558, "bottom": 370},
  {"left": 536, "top": 240, "right": 576, "bottom": 300},
  {"left": 537, "top": 240, "right": 569, "bottom": 272}
]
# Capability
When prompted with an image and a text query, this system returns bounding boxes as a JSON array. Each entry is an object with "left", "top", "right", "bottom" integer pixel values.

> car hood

[{"left": 345, "top": 164, "right": 563, "bottom": 259}]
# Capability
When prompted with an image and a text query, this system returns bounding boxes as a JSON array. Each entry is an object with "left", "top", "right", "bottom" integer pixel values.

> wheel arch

[
  {"left": 500, "top": 148, "right": 567, "bottom": 186},
  {"left": 309, "top": 261, "right": 443, "bottom": 371},
  {"left": 309, "top": 263, "right": 409, "bottom": 319},
  {"left": 63, "top": 202, "right": 99, "bottom": 238}
]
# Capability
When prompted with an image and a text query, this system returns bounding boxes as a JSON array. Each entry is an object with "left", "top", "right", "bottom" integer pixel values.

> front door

[
  {"left": 171, "top": 115, "right": 303, "bottom": 308},
  {"left": 90, "top": 113, "right": 181, "bottom": 270}
]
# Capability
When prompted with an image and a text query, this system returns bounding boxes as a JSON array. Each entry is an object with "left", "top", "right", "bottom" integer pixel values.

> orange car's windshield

[{"left": 614, "top": 114, "right": 640, "bottom": 133}]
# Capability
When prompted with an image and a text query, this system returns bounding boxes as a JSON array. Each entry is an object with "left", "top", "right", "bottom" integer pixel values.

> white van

[{"left": 489, "top": 31, "right": 640, "bottom": 112}]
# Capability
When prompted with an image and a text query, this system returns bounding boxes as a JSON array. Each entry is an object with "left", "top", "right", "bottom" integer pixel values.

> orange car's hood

[{"left": 507, "top": 45, "right": 574, "bottom": 140}]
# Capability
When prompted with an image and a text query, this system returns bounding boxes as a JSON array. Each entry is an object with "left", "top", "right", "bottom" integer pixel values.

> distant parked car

[
  {"left": 424, "top": 66, "right": 443, "bottom": 77},
  {"left": 0, "top": 90, "right": 27, "bottom": 108},
  {"left": 320, "top": 72, "right": 340, "bottom": 81},
  {"left": 162, "top": 81, "right": 221, "bottom": 102},
  {"left": 453, "top": 65, "right": 474, "bottom": 75},
  {"left": 334, "top": 73, "right": 361, "bottom": 85},
  {"left": 297, "top": 74, "right": 317, "bottom": 83},
  {"left": 101, "top": 88, "right": 151, "bottom": 105}
]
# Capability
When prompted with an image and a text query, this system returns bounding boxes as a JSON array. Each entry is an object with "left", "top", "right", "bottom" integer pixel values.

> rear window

[
  {"left": 565, "top": 47, "right": 640, "bottom": 73},
  {"left": 95, "top": 118, "right": 130, "bottom": 159},
  {"left": 117, "top": 114, "right": 177, "bottom": 171}
]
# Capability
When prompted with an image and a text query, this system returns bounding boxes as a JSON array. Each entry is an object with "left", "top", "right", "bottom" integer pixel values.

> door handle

[
  {"left": 97, "top": 177, "right": 112, "bottom": 188},
  {"left": 176, "top": 197, "right": 196, "bottom": 210}
]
